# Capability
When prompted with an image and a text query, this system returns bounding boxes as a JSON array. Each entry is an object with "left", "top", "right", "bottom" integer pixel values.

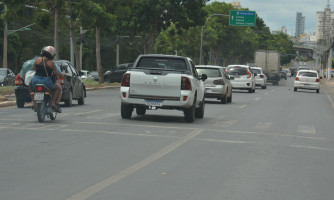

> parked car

[
  {"left": 55, "top": 60, "right": 86, "bottom": 106},
  {"left": 15, "top": 59, "right": 86, "bottom": 108},
  {"left": 90, "top": 71, "right": 99, "bottom": 81},
  {"left": 195, "top": 65, "right": 232, "bottom": 104},
  {"left": 294, "top": 70, "right": 320, "bottom": 93},
  {"left": 226, "top": 65, "right": 256, "bottom": 93},
  {"left": 280, "top": 71, "right": 287, "bottom": 80},
  {"left": 79, "top": 70, "right": 93, "bottom": 81},
  {"left": 104, "top": 63, "right": 133, "bottom": 83},
  {"left": 250, "top": 67, "right": 267, "bottom": 89},
  {"left": 0, "top": 68, "right": 16, "bottom": 86}
]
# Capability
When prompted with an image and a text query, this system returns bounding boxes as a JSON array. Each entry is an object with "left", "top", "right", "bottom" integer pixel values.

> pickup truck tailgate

[{"left": 129, "top": 71, "right": 181, "bottom": 99}]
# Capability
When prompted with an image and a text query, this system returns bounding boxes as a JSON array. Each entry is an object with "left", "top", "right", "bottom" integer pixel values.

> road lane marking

[
  {"left": 66, "top": 129, "right": 204, "bottom": 200},
  {"left": 76, "top": 110, "right": 103, "bottom": 115},
  {"left": 255, "top": 122, "right": 273, "bottom": 130},
  {"left": 86, "top": 113, "right": 119, "bottom": 119},
  {"left": 239, "top": 105, "right": 248, "bottom": 108},
  {"left": 254, "top": 97, "right": 261, "bottom": 101},
  {"left": 213, "top": 120, "right": 237, "bottom": 127},
  {"left": 297, "top": 125, "right": 315, "bottom": 134}
]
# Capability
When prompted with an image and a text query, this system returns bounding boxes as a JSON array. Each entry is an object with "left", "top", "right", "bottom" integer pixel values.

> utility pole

[{"left": 2, "top": 4, "right": 8, "bottom": 68}]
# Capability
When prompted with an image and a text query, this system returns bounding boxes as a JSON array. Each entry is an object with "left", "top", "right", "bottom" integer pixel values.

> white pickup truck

[{"left": 120, "top": 54, "right": 207, "bottom": 122}]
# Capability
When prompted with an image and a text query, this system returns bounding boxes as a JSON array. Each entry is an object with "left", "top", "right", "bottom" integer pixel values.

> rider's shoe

[{"left": 56, "top": 104, "right": 62, "bottom": 113}]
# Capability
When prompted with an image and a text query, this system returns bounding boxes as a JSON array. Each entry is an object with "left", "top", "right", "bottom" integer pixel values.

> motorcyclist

[{"left": 30, "top": 46, "right": 64, "bottom": 112}]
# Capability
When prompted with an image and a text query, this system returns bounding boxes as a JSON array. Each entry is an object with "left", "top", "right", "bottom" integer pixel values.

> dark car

[
  {"left": 0, "top": 68, "right": 16, "bottom": 86},
  {"left": 14, "top": 60, "right": 86, "bottom": 108},
  {"left": 104, "top": 63, "right": 133, "bottom": 83},
  {"left": 55, "top": 60, "right": 86, "bottom": 107}
]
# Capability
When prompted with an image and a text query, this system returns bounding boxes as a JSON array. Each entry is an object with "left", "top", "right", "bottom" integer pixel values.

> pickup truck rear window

[{"left": 136, "top": 57, "right": 187, "bottom": 71}]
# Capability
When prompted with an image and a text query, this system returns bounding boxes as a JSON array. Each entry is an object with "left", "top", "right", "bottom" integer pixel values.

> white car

[
  {"left": 226, "top": 65, "right": 256, "bottom": 93},
  {"left": 294, "top": 70, "right": 320, "bottom": 93},
  {"left": 250, "top": 67, "right": 267, "bottom": 89},
  {"left": 80, "top": 70, "right": 93, "bottom": 80},
  {"left": 195, "top": 65, "right": 233, "bottom": 104}
]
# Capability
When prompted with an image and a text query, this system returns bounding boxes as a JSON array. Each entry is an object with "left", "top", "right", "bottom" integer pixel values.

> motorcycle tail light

[{"left": 36, "top": 86, "right": 43, "bottom": 92}]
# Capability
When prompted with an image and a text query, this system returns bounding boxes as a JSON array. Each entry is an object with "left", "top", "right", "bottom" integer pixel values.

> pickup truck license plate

[
  {"left": 145, "top": 100, "right": 162, "bottom": 107},
  {"left": 34, "top": 93, "right": 44, "bottom": 101}
]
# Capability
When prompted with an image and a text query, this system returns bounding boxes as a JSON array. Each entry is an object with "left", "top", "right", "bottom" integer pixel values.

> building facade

[
  {"left": 316, "top": 2, "right": 334, "bottom": 42},
  {"left": 295, "top": 12, "right": 305, "bottom": 37}
]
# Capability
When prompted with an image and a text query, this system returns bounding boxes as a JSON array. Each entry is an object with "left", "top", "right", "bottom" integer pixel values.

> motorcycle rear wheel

[{"left": 36, "top": 102, "right": 46, "bottom": 122}]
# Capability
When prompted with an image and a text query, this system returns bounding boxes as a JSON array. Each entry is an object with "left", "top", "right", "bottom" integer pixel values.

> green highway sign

[{"left": 229, "top": 10, "right": 256, "bottom": 26}]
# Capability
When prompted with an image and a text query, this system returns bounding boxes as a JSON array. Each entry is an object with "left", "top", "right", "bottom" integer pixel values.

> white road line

[
  {"left": 66, "top": 129, "right": 204, "bottom": 200},
  {"left": 239, "top": 105, "right": 248, "bottom": 108},
  {"left": 254, "top": 97, "right": 261, "bottom": 101},
  {"left": 86, "top": 113, "right": 119, "bottom": 119},
  {"left": 255, "top": 122, "right": 273, "bottom": 130},
  {"left": 213, "top": 120, "right": 237, "bottom": 128},
  {"left": 297, "top": 125, "right": 315, "bottom": 134},
  {"left": 265, "top": 92, "right": 269, "bottom": 95},
  {"left": 76, "top": 110, "right": 103, "bottom": 115}
]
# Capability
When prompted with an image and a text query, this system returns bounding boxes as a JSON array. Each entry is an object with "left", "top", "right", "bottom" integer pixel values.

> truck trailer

[{"left": 254, "top": 50, "right": 281, "bottom": 85}]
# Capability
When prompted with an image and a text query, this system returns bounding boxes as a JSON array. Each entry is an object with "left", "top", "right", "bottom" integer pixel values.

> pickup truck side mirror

[{"left": 201, "top": 74, "right": 207, "bottom": 81}]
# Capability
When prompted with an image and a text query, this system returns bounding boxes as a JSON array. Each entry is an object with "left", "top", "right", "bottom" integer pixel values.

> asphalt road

[{"left": 1, "top": 77, "right": 334, "bottom": 200}]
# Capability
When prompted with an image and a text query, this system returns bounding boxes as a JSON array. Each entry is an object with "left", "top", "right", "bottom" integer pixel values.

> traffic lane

[
  {"left": 77, "top": 134, "right": 334, "bottom": 200},
  {"left": 0, "top": 120, "right": 196, "bottom": 200}
]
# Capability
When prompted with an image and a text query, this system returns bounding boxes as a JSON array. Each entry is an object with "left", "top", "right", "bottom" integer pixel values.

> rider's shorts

[{"left": 30, "top": 75, "right": 55, "bottom": 90}]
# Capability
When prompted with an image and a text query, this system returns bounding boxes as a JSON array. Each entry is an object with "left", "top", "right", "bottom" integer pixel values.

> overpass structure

[{"left": 293, "top": 45, "right": 314, "bottom": 60}]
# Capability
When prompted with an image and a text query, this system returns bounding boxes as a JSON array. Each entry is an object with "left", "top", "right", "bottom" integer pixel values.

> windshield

[
  {"left": 251, "top": 69, "right": 261, "bottom": 74},
  {"left": 227, "top": 67, "right": 248, "bottom": 75},
  {"left": 196, "top": 68, "right": 221, "bottom": 77},
  {"left": 137, "top": 57, "right": 187, "bottom": 71}
]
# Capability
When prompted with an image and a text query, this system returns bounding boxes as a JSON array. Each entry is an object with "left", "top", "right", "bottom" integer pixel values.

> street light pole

[{"left": 199, "top": 14, "right": 229, "bottom": 65}]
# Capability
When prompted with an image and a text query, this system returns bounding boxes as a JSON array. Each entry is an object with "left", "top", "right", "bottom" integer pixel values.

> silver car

[{"left": 196, "top": 65, "right": 232, "bottom": 104}]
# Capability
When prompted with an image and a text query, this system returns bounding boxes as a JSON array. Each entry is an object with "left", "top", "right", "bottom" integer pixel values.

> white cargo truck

[{"left": 254, "top": 50, "right": 281, "bottom": 85}]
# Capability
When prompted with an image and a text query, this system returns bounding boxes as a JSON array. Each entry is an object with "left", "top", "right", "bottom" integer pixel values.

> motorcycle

[{"left": 33, "top": 84, "right": 57, "bottom": 122}]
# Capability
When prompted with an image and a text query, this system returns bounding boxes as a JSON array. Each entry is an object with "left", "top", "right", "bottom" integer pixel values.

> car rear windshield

[
  {"left": 0, "top": 69, "right": 6, "bottom": 76},
  {"left": 227, "top": 67, "right": 248, "bottom": 75},
  {"left": 298, "top": 72, "right": 317, "bottom": 77},
  {"left": 251, "top": 69, "right": 261, "bottom": 74},
  {"left": 136, "top": 57, "right": 187, "bottom": 71},
  {"left": 196, "top": 68, "right": 222, "bottom": 77}
]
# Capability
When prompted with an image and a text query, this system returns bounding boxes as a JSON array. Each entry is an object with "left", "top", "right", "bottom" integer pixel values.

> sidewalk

[{"left": 321, "top": 78, "right": 334, "bottom": 110}]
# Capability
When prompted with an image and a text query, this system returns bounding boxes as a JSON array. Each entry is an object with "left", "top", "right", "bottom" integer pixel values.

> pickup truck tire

[
  {"left": 227, "top": 93, "right": 232, "bottom": 103},
  {"left": 121, "top": 103, "right": 133, "bottom": 119},
  {"left": 221, "top": 94, "right": 227, "bottom": 104},
  {"left": 195, "top": 97, "right": 205, "bottom": 118},
  {"left": 184, "top": 99, "right": 196, "bottom": 123},
  {"left": 136, "top": 105, "right": 146, "bottom": 115}
]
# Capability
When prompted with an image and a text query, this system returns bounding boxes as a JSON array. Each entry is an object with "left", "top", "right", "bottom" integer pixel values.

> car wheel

[
  {"left": 16, "top": 99, "right": 25, "bottom": 108},
  {"left": 227, "top": 92, "right": 232, "bottom": 103},
  {"left": 294, "top": 87, "right": 297, "bottom": 92},
  {"left": 221, "top": 94, "right": 227, "bottom": 104},
  {"left": 248, "top": 88, "right": 252, "bottom": 93},
  {"left": 65, "top": 90, "right": 73, "bottom": 107},
  {"left": 121, "top": 103, "right": 133, "bottom": 119},
  {"left": 184, "top": 99, "right": 195, "bottom": 123},
  {"left": 104, "top": 76, "right": 111, "bottom": 83},
  {"left": 316, "top": 89, "right": 319, "bottom": 93},
  {"left": 195, "top": 97, "right": 205, "bottom": 118},
  {"left": 136, "top": 105, "right": 146, "bottom": 115},
  {"left": 78, "top": 87, "right": 85, "bottom": 105}
]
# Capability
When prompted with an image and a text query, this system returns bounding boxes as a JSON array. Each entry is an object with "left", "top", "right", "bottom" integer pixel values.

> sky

[{"left": 217, "top": 0, "right": 328, "bottom": 35}]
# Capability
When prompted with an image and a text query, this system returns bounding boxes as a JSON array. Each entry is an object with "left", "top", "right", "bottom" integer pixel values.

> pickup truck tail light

[
  {"left": 295, "top": 77, "right": 299, "bottom": 81},
  {"left": 15, "top": 74, "right": 23, "bottom": 86},
  {"left": 181, "top": 76, "right": 192, "bottom": 90},
  {"left": 213, "top": 79, "right": 225, "bottom": 85},
  {"left": 121, "top": 73, "right": 130, "bottom": 87}
]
